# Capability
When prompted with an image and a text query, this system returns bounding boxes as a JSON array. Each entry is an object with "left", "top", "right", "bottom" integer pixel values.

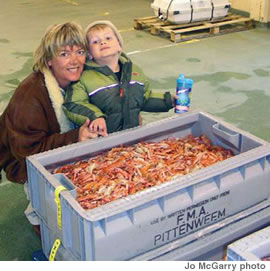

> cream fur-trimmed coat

[{"left": 43, "top": 69, "right": 74, "bottom": 133}]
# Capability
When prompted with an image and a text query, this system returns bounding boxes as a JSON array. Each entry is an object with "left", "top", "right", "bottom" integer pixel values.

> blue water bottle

[{"left": 175, "top": 74, "right": 193, "bottom": 114}]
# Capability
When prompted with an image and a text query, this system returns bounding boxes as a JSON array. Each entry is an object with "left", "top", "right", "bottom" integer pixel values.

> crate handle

[
  {"left": 212, "top": 123, "right": 241, "bottom": 149},
  {"left": 49, "top": 238, "right": 61, "bottom": 261},
  {"left": 54, "top": 185, "right": 67, "bottom": 230}
]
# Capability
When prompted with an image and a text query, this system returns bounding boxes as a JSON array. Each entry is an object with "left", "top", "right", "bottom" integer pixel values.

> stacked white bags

[{"left": 151, "top": 0, "right": 231, "bottom": 24}]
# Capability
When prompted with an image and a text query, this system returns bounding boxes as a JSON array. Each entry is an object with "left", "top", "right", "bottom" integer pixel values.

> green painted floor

[{"left": 1, "top": 0, "right": 270, "bottom": 261}]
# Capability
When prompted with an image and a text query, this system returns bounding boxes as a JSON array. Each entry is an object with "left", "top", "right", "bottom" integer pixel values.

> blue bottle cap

[
  {"left": 185, "top": 78, "right": 193, "bottom": 87},
  {"left": 177, "top": 74, "right": 185, "bottom": 84}
]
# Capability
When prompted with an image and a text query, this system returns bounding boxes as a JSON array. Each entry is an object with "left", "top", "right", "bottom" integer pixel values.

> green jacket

[{"left": 63, "top": 53, "right": 173, "bottom": 133}]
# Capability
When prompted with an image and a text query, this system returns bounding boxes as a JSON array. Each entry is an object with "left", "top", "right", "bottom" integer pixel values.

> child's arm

[
  {"left": 63, "top": 80, "right": 106, "bottom": 126},
  {"left": 132, "top": 64, "right": 174, "bottom": 112},
  {"left": 143, "top": 84, "right": 174, "bottom": 112},
  {"left": 135, "top": 67, "right": 173, "bottom": 112}
]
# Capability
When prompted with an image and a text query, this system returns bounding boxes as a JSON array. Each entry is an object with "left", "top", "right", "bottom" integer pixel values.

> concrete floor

[{"left": 0, "top": 0, "right": 270, "bottom": 261}]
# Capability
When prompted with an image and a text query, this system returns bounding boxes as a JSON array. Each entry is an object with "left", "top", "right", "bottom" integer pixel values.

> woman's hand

[
  {"left": 78, "top": 119, "right": 98, "bottom": 142},
  {"left": 89, "top": 118, "right": 108, "bottom": 137}
]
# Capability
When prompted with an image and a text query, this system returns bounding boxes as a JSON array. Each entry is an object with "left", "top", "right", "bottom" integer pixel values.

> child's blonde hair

[{"left": 85, "top": 20, "right": 123, "bottom": 48}]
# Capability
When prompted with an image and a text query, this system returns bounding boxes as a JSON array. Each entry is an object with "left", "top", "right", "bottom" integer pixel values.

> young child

[{"left": 63, "top": 20, "right": 174, "bottom": 135}]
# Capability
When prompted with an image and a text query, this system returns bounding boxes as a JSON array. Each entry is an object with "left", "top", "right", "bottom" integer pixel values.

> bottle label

[{"left": 175, "top": 87, "right": 191, "bottom": 113}]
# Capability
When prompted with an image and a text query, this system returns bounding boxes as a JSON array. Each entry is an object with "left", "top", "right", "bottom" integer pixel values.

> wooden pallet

[{"left": 134, "top": 14, "right": 254, "bottom": 43}]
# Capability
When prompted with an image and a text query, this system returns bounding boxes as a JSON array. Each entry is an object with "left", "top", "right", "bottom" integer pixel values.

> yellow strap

[
  {"left": 54, "top": 185, "right": 67, "bottom": 230},
  {"left": 49, "top": 238, "right": 61, "bottom": 261}
]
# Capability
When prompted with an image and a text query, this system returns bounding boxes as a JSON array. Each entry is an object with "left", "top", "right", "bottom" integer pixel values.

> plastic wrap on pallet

[
  {"left": 151, "top": 0, "right": 231, "bottom": 24},
  {"left": 26, "top": 111, "right": 270, "bottom": 260}
]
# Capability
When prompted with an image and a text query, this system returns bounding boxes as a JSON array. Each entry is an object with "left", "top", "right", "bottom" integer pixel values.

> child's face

[{"left": 87, "top": 26, "right": 122, "bottom": 62}]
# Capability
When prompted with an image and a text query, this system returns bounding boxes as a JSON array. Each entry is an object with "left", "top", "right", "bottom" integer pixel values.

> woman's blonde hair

[{"left": 33, "top": 22, "right": 87, "bottom": 72}]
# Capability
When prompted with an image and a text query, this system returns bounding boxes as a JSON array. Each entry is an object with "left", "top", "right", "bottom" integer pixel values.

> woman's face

[{"left": 48, "top": 45, "right": 86, "bottom": 88}]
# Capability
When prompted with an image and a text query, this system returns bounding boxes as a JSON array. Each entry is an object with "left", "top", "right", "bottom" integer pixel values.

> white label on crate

[{"left": 152, "top": 190, "right": 230, "bottom": 246}]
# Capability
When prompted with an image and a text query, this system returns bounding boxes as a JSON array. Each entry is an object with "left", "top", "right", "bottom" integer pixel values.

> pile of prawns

[{"left": 53, "top": 135, "right": 233, "bottom": 210}]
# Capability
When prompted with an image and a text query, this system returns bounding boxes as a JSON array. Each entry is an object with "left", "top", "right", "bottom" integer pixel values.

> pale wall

[
  {"left": 229, "top": 0, "right": 270, "bottom": 22},
  {"left": 229, "top": 0, "right": 251, "bottom": 13}
]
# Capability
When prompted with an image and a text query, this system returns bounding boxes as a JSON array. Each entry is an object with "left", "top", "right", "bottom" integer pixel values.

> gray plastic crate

[
  {"left": 40, "top": 199, "right": 270, "bottom": 261},
  {"left": 26, "top": 111, "right": 270, "bottom": 260},
  {"left": 227, "top": 223, "right": 270, "bottom": 261}
]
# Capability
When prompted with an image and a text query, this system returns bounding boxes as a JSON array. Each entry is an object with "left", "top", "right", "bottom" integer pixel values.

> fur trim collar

[{"left": 43, "top": 69, "right": 73, "bottom": 133}]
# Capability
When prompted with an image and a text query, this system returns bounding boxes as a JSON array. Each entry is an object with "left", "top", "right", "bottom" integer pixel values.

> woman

[{"left": 0, "top": 22, "right": 100, "bottom": 185}]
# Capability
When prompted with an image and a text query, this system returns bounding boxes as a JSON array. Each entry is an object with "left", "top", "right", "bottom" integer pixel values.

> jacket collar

[
  {"left": 84, "top": 52, "right": 131, "bottom": 75},
  {"left": 43, "top": 69, "right": 74, "bottom": 133}
]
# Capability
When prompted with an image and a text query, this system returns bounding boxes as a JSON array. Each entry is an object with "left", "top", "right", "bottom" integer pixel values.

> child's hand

[
  {"left": 90, "top": 118, "right": 108, "bottom": 137},
  {"left": 78, "top": 119, "right": 98, "bottom": 142},
  {"left": 172, "top": 94, "right": 178, "bottom": 107}
]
